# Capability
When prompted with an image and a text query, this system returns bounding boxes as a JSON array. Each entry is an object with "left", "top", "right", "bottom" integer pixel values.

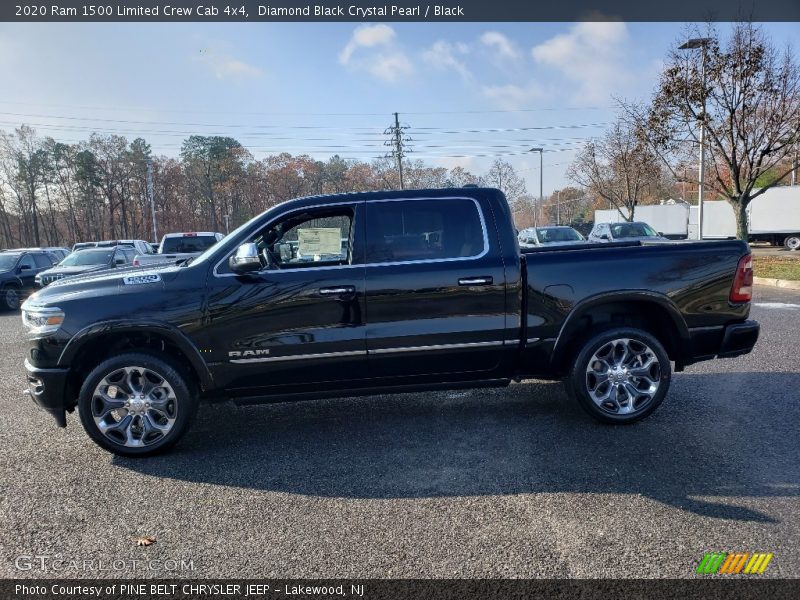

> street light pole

[
  {"left": 529, "top": 147, "right": 543, "bottom": 226},
  {"left": 679, "top": 37, "right": 711, "bottom": 240}
]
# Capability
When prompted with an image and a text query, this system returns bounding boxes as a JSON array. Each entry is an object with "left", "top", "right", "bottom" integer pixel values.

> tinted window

[
  {"left": 535, "top": 227, "right": 582, "bottom": 242},
  {"left": 610, "top": 222, "right": 659, "bottom": 239},
  {"left": 366, "top": 199, "right": 485, "bottom": 264},
  {"left": 18, "top": 255, "right": 36, "bottom": 270},
  {"left": 33, "top": 253, "right": 52, "bottom": 268},
  {"left": 161, "top": 235, "right": 219, "bottom": 254},
  {"left": 60, "top": 249, "right": 113, "bottom": 266},
  {"left": 0, "top": 254, "right": 20, "bottom": 271}
]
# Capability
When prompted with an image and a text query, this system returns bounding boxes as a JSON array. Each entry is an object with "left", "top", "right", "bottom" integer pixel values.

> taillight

[
  {"left": 133, "top": 259, "right": 140, "bottom": 267},
  {"left": 730, "top": 254, "right": 753, "bottom": 303}
]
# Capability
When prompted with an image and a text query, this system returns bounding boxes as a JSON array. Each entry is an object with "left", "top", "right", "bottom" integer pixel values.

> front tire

[
  {"left": 78, "top": 352, "right": 198, "bottom": 456},
  {"left": 1, "top": 285, "right": 20, "bottom": 311},
  {"left": 566, "top": 328, "right": 671, "bottom": 424}
]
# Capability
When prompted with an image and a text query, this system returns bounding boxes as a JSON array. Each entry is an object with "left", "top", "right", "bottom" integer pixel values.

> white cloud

[
  {"left": 339, "top": 24, "right": 396, "bottom": 64},
  {"left": 368, "top": 52, "right": 414, "bottom": 83},
  {"left": 480, "top": 31, "right": 519, "bottom": 60},
  {"left": 482, "top": 83, "right": 544, "bottom": 110},
  {"left": 422, "top": 40, "right": 471, "bottom": 81},
  {"left": 196, "top": 48, "right": 262, "bottom": 80},
  {"left": 531, "top": 21, "right": 629, "bottom": 103},
  {"left": 339, "top": 24, "right": 413, "bottom": 83}
]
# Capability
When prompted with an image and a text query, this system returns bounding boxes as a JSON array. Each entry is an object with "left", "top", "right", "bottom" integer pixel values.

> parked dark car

[
  {"left": 588, "top": 221, "right": 668, "bottom": 243},
  {"left": 35, "top": 246, "right": 136, "bottom": 287},
  {"left": 21, "top": 188, "right": 759, "bottom": 456},
  {"left": 0, "top": 250, "right": 55, "bottom": 310},
  {"left": 518, "top": 226, "right": 585, "bottom": 248}
]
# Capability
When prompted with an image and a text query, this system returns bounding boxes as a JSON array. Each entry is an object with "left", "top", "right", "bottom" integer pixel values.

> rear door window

[{"left": 365, "top": 198, "right": 486, "bottom": 264}]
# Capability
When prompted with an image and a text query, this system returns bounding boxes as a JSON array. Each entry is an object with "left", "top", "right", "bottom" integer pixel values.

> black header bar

[{"left": 3, "top": 1, "right": 800, "bottom": 22}]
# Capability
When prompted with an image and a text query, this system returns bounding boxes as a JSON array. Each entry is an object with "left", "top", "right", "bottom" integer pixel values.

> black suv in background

[
  {"left": 36, "top": 245, "right": 137, "bottom": 287},
  {"left": 0, "top": 249, "right": 56, "bottom": 310}
]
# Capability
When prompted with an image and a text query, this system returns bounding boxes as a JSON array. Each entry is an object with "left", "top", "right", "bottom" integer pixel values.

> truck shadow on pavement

[{"left": 116, "top": 371, "right": 800, "bottom": 523}]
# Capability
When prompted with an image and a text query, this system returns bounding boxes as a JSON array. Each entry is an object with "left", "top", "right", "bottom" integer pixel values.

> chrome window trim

[
  {"left": 212, "top": 195, "right": 491, "bottom": 278},
  {"left": 370, "top": 340, "right": 505, "bottom": 354}
]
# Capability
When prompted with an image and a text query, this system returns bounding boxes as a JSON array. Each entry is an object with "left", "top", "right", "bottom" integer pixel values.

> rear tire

[
  {"left": 1, "top": 285, "right": 20, "bottom": 311},
  {"left": 566, "top": 327, "right": 671, "bottom": 424},
  {"left": 78, "top": 352, "right": 198, "bottom": 456},
  {"left": 784, "top": 235, "right": 800, "bottom": 251}
]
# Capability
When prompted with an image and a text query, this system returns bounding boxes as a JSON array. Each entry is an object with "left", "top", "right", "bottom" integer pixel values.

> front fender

[{"left": 59, "top": 319, "right": 214, "bottom": 390}]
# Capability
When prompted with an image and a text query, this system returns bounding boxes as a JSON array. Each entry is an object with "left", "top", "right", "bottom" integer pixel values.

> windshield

[
  {"left": 535, "top": 227, "right": 582, "bottom": 242},
  {"left": 610, "top": 222, "right": 659, "bottom": 239},
  {"left": 59, "top": 249, "right": 113, "bottom": 267},
  {"left": 0, "top": 254, "right": 20, "bottom": 271},
  {"left": 161, "top": 235, "right": 218, "bottom": 254}
]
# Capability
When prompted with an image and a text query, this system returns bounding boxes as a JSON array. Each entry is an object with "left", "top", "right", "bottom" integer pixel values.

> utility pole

[
  {"left": 384, "top": 112, "right": 411, "bottom": 190},
  {"left": 556, "top": 189, "right": 561, "bottom": 225},
  {"left": 529, "top": 147, "right": 544, "bottom": 226},
  {"left": 146, "top": 159, "right": 157, "bottom": 242}
]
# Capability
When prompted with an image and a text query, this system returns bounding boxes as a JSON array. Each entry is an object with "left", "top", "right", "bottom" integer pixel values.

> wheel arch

[
  {"left": 550, "top": 291, "right": 690, "bottom": 374},
  {"left": 60, "top": 320, "right": 213, "bottom": 393}
]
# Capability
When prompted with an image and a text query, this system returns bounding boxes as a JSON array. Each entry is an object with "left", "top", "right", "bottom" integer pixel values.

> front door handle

[
  {"left": 319, "top": 285, "right": 356, "bottom": 296},
  {"left": 458, "top": 276, "right": 493, "bottom": 286}
]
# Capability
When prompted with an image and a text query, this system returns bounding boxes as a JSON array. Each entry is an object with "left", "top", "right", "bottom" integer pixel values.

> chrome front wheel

[
  {"left": 92, "top": 366, "right": 178, "bottom": 447},
  {"left": 79, "top": 353, "right": 197, "bottom": 456}
]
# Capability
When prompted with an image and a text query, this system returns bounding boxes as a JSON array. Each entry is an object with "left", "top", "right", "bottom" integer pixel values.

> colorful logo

[{"left": 697, "top": 552, "right": 773, "bottom": 574}]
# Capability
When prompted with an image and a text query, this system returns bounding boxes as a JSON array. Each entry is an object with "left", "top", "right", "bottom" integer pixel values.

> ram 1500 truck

[{"left": 21, "top": 188, "right": 760, "bottom": 456}]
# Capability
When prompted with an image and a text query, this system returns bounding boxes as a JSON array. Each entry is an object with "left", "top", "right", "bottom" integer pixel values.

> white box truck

[{"left": 593, "top": 186, "right": 800, "bottom": 248}]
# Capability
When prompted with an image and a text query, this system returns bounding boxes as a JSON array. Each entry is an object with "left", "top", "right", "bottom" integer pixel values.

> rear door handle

[
  {"left": 458, "top": 276, "right": 493, "bottom": 286},
  {"left": 319, "top": 285, "right": 356, "bottom": 296}
]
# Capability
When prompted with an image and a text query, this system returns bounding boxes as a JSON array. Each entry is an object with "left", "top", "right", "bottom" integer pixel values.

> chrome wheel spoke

[
  {"left": 585, "top": 337, "right": 662, "bottom": 416},
  {"left": 92, "top": 365, "right": 178, "bottom": 448}
]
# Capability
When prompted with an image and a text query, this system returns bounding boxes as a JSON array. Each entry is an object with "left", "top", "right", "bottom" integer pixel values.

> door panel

[
  {"left": 203, "top": 202, "right": 368, "bottom": 393},
  {"left": 363, "top": 197, "right": 508, "bottom": 379}
]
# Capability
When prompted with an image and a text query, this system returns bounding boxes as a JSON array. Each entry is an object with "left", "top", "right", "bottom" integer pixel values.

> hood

[
  {"left": 26, "top": 264, "right": 184, "bottom": 307},
  {"left": 40, "top": 264, "right": 109, "bottom": 277}
]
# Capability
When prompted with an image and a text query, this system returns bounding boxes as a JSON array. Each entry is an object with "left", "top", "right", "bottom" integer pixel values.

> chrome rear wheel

[{"left": 585, "top": 338, "right": 661, "bottom": 416}]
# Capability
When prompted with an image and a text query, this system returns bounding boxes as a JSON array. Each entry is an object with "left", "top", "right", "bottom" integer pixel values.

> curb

[{"left": 754, "top": 276, "right": 800, "bottom": 290}]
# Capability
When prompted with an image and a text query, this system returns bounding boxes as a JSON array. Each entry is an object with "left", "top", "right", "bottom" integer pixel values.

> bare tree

[
  {"left": 481, "top": 159, "right": 527, "bottom": 209},
  {"left": 634, "top": 22, "right": 800, "bottom": 239},
  {"left": 567, "top": 118, "right": 665, "bottom": 222}
]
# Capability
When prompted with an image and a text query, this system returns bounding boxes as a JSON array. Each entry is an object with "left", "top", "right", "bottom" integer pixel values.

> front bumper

[{"left": 24, "top": 359, "right": 70, "bottom": 427}]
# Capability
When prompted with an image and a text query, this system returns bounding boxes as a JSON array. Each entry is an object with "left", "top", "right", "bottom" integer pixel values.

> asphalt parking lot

[{"left": 1, "top": 285, "right": 799, "bottom": 579}]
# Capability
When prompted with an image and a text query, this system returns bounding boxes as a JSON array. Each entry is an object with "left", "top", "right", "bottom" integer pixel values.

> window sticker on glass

[{"left": 297, "top": 228, "right": 342, "bottom": 257}]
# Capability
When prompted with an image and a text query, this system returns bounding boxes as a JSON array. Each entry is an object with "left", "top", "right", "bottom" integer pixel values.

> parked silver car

[{"left": 588, "top": 221, "right": 668, "bottom": 243}]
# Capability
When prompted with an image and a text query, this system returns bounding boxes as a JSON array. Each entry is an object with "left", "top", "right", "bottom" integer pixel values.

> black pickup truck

[{"left": 21, "top": 188, "right": 759, "bottom": 456}]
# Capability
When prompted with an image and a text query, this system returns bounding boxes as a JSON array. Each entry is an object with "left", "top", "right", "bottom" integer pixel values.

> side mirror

[
  {"left": 229, "top": 243, "right": 262, "bottom": 274},
  {"left": 18, "top": 264, "right": 31, "bottom": 272},
  {"left": 114, "top": 258, "right": 126, "bottom": 266},
  {"left": 657, "top": 231, "right": 664, "bottom": 236},
  {"left": 600, "top": 234, "right": 609, "bottom": 240}
]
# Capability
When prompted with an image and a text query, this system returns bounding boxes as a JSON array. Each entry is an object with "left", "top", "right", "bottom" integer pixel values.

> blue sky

[{"left": 0, "top": 21, "right": 797, "bottom": 194}]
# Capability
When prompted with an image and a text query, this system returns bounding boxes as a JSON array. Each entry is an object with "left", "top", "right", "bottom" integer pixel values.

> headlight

[{"left": 21, "top": 306, "right": 65, "bottom": 335}]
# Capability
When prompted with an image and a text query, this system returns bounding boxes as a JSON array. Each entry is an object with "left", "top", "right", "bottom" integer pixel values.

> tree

[
  {"left": 481, "top": 159, "right": 527, "bottom": 208},
  {"left": 567, "top": 118, "right": 666, "bottom": 222},
  {"left": 636, "top": 22, "right": 800, "bottom": 239}
]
